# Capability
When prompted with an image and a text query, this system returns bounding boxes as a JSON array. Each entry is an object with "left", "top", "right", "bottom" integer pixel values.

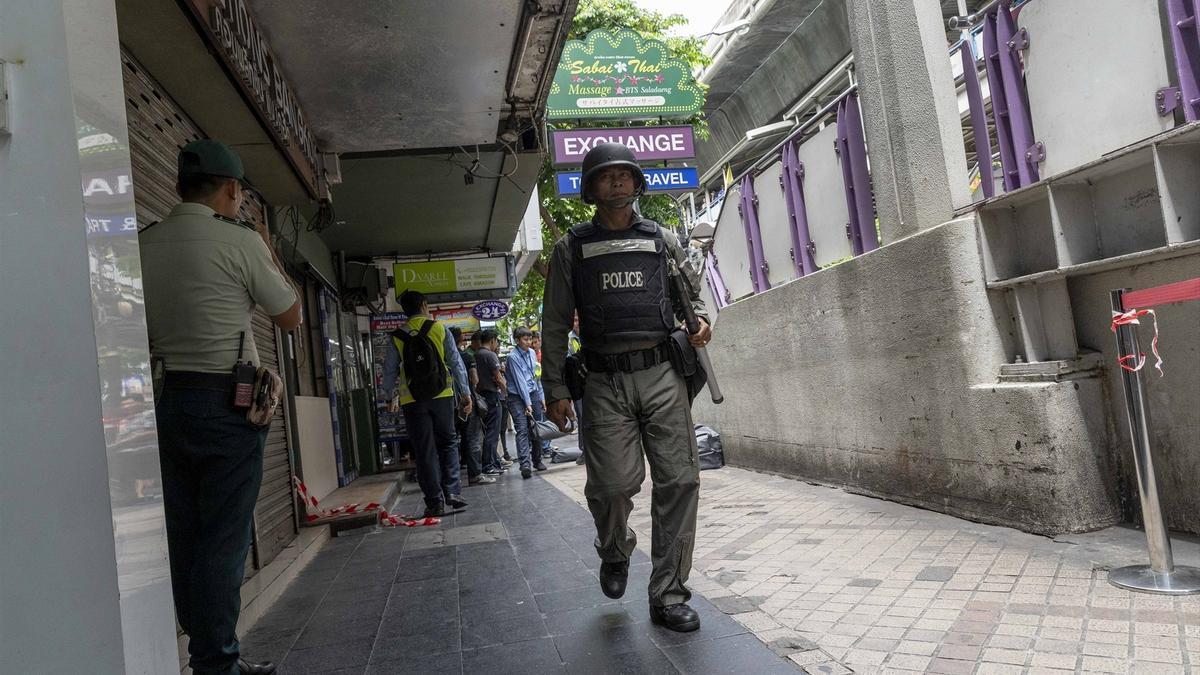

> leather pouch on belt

[
  {"left": 247, "top": 367, "right": 283, "bottom": 427},
  {"left": 667, "top": 329, "right": 706, "bottom": 403}
]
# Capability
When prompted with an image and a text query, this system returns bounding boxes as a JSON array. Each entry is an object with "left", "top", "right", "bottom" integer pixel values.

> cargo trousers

[{"left": 581, "top": 360, "right": 700, "bottom": 607}]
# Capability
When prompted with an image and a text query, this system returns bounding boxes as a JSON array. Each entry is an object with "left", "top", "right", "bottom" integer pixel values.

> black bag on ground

[
  {"left": 549, "top": 446, "right": 582, "bottom": 464},
  {"left": 392, "top": 321, "right": 448, "bottom": 401},
  {"left": 695, "top": 425, "right": 724, "bottom": 470}
]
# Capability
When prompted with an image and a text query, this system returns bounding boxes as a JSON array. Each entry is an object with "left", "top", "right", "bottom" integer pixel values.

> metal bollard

[{"left": 1107, "top": 289, "right": 1200, "bottom": 595}]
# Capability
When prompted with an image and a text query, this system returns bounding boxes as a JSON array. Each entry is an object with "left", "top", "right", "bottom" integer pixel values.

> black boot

[
  {"left": 649, "top": 603, "right": 700, "bottom": 632},
  {"left": 238, "top": 658, "right": 277, "bottom": 674},
  {"left": 422, "top": 503, "right": 445, "bottom": 518},
  {"left": 598, "top": 561, "right": 629, "bottom": 599}
]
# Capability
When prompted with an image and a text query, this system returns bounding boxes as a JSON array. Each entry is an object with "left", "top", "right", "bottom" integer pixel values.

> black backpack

[{"left": 393, "top": 321, "right": 448, "bottom": 401}]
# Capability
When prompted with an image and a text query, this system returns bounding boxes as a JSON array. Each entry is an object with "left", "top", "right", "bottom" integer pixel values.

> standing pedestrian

[
  {"left": 141, "top": 139, "right": 301, "bottom": 674},
  {"left": 497, "top": 357, "right": 514, "bottom": 464},
  {"left": 542, "top": 143, "right": 712, "bottom": 633},
  {"left": 450, "top": 327, "right": 492, "bottom": 485},
  {"left": 504, "top": 326, "right": 546, "bottom": 479},
  {"left": 474, "top": 329, "right": 506, "bottom": 477},
  {"left": 383, "top": 290, "right": 472, "bottom": 517}
]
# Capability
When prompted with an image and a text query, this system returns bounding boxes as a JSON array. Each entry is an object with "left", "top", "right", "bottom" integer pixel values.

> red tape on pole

[
  {"left": 1111, "top": 309, "right": 1163, "bottom": 376},
  {"left": 1111, "top": 277, "right": 1200, "bottom": 377}
]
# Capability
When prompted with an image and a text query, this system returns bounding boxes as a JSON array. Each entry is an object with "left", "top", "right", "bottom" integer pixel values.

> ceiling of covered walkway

[{"left": 117, "top": 0, "right": 576, "bottom": 259}]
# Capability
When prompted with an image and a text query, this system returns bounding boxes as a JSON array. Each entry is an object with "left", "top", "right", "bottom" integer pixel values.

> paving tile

[
  {"left": 533, "top": 584, "right": 620, "bottom": 614},
  {"left": 461, "top": 636, "right": 564, "bottom": 674},
  {"left": 543, "top": 604, "right": 636, "bottom": 637},
  {"left": 367, "top": 650, "right": 461, "bottom": 675},
  {"left": 660, "top": 633, "right": 799, "bottom": 674},
  {"left": 1080, "top": 655, "right": 1129, "bottom": 673},
  {"left": 926, "top": 657, "right": 976, "bottom": 674},
  {"left": 281, "top": 638, "right": 375, "bottom": 674},
  {"left": 372, "top": 617, "right": 459, "bottom": 659}
]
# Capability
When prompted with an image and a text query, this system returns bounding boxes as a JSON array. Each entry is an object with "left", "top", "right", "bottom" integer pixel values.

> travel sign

[
  {"left": 546, "top": 28, "right": 705, "bottom": 120},
  {"left": 550, "top": 126, "right": 695, "bottom": 166},
  {"left": 555, "top": 167, "right": 699, "bottom": 197}
]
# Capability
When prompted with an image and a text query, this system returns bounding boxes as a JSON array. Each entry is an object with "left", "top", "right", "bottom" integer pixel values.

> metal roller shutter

[{"left": 122, "top": 48, "right": 297, "bottom": 574}]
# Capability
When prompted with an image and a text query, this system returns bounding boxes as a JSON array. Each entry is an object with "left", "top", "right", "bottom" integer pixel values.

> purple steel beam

[
  {"left": 959, "top": 40, "right": 996, "bottom": 199},
  {"left": 1165, "top": 0, "right": 1200, "bottom": 122},
  {"left": 982, "top": 10, "right": 1019, "bottom": 191},
  {"left": 836, "top": 93, "right": 878, "bottom": 256},
  {"left": 840, "top": 92, "right": 880, "bottom": 253},
  {"left": 705, "top": 253, "right": 730, "bottom": 309},
  {"left": 835, "top": 101, "right": 861, "bottom": 255},
  {"left": 780, "top": 142, "right": 818, "bottom": 276},
  {"left": 991, "top": 3, "right": 1040, "bottom": 186},
  {"left": 738, "top": 174, "right": 771, "bottom": 293}
]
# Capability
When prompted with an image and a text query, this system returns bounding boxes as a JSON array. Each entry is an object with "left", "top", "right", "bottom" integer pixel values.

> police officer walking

[
  {"left": 141, "top": 140, "right": 301, "bottom": 674},
  {"left": 542, "top": 143, "right": 712, "bottom": 633}
]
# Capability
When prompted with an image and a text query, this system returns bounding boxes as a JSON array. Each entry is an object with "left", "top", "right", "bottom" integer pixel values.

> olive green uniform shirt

[
  {"left": 140, "top": 202, "right": 297, "bottom": 373},
  {"left": 541, "top": 215, "right": 707, "bottom": 403}
]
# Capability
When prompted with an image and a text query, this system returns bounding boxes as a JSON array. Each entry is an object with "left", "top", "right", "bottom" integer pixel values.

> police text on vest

[{"left": 601, "top": 271, "right": 645, "bottom": 290}]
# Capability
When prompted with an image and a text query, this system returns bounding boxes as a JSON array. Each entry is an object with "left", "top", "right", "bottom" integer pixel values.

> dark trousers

[
  {"left": 505, "top": 395, "right": 540, "bottom": 470},
  {"left": 499, "top": 401, "right": 512, "bottom": 457},
  {"left": 157, "top": 385, "right": 266, "bottom": 675},
  {"left": 479, "top": 389, "right": 502, "bottom": 472},
  {"left": 403, "top": 396, "right": 462, "bottom": 507},
  {"left": 456, "top": 405, "right": 483, "bottom": 478}
]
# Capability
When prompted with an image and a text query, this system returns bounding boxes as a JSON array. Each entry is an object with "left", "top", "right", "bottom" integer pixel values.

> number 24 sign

[{"left": 472, "top": 300, "right": 509, "bottom": 321}]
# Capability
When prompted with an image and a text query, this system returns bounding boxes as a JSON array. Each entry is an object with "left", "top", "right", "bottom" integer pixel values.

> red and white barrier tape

[
  {"left": 1110, "top": 308, "right": 1163, "bottom": 376},
  {"left": 293, "top": 476, "right": 439, "bottom": 528}
]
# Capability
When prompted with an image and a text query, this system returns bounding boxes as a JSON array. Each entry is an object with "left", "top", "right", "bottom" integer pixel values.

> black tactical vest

[{"left": 570, "top": 219, "right": 675, "bottom": 349}]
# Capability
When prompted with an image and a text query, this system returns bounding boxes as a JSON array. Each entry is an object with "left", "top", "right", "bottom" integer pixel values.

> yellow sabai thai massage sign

[{"left": 546, "top": 28, "right": 705, "bottom": 120}]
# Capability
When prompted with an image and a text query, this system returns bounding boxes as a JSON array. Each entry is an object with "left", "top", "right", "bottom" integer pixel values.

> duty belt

[
  {"left": 583, "top": 342, "right": 672, "bottom": 373},
  {"left": 164, "top": 371, "right": 233, "bottom": 390}
]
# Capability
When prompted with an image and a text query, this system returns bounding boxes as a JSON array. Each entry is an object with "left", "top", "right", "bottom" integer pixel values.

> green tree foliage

[{"left": 507, "top": 0, "right": 710, "bottom": 329}]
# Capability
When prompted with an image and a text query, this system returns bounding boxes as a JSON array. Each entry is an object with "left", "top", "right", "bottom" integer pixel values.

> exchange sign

[
  {"left": 555, "top": 167, "right": 699, "bottom": 197},
  {"left": 550, "top": 126, "right": 695, "bottom": 166},
  {"left": 472, "top": 300, "right": 509, "bottom": 321},
  {"left": 546, "top": 29, "right": 705, "bottom": 120}
]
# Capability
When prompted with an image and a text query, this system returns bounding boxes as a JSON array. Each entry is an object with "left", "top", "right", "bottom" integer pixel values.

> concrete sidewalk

[
  {"left": 239, "top": 459, "right": 801, "bottom": 674},
  {"left": 546, "top": 465, "right": 1200, "bottom": 674}
]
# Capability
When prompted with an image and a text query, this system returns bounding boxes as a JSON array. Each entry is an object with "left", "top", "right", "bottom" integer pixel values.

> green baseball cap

[{"left": 178, "top": 139, "right": 245, "bottom": 181}]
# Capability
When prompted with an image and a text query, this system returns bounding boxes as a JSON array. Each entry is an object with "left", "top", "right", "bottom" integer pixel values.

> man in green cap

[
  {"left": 141, "top": 139, "right": 301, "bottom": 675},
  {"left": 542, "top": 142, "right": 712, "bottom": 633}
]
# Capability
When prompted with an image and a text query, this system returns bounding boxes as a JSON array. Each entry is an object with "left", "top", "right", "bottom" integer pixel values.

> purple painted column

[
  {"left": 993, "top": 4, "right": 1039, "bottom": 186},
  {"left": 960, "top": 40, "right": 995, "bottom": 199},
  {"left": 705, "top": 253, "right": 730, "bottom": 310},
  {"left": 984, "top": 3, "right": 1039, "bottom": 188},
  {"left": 1165, "top": 0, "right": 1200, "bottom": 122},
  {"left": 983, "top": 11, "right": 1019, "bottom": 192},
  {"left": 780, "top": 142, "right": 818, "bottom": 276},
  {"left": 836, "top": 92, "right": 880, "bottom": 255},
  {"left": 738, "top": 174, "right": 771, "bottom": 293}
]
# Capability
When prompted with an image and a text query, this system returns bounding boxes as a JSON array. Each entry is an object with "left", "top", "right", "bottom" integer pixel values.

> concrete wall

[
  {"left": 274, "top": 206, "right": 336, "bottom": 283},
  {"left": 693, "top": 217, "right": 1123, "bottom": 535},
  {"left": 847, "top": 0, "right": 970, "bottom": 239},
  {"left": 1069, "top": 256, "right": 1200, "bottom": 533}
]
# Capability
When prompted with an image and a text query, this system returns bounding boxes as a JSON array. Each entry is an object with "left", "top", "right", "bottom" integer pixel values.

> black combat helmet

[{"left": 580, "top": 142, "right": 645, "bottom": 205}]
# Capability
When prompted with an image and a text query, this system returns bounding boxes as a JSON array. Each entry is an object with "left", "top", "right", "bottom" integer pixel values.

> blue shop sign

[
  {"left": 472, "top": 300, "right": 509, "bottom": 321},
  {"left": 555, "top": 167, "right": 699, "bottom": 197}
]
